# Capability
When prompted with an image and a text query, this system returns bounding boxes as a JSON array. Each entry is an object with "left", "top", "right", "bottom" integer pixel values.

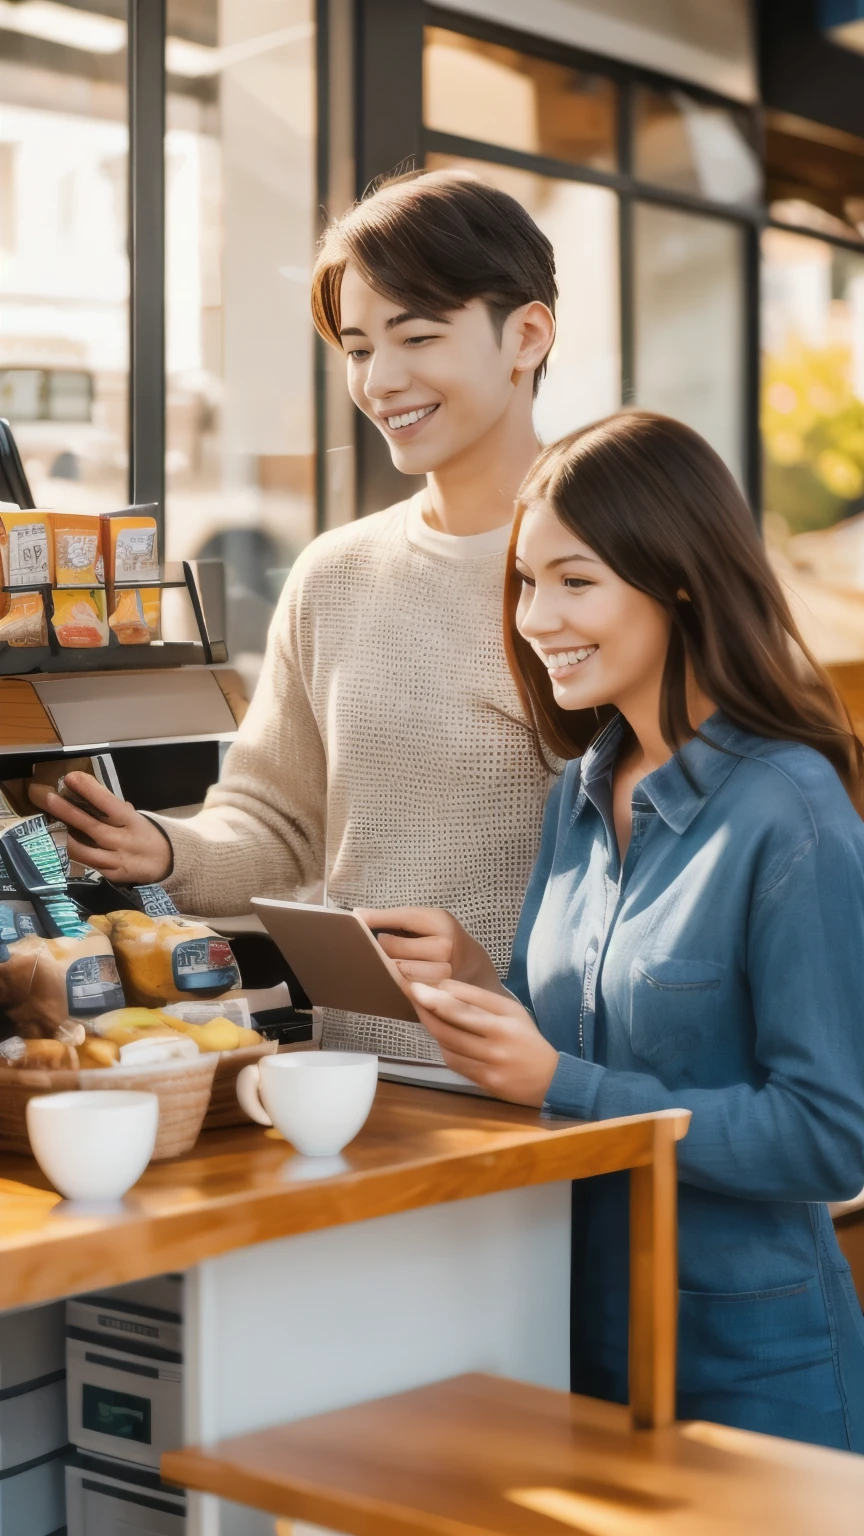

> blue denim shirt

[{"left": 507, "top": 712, "right": 864, "bottom": 1445}]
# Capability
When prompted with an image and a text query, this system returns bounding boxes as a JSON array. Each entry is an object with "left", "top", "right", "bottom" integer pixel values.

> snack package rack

[
  {"left": 0, "top": 550, "right": 228, "bottom": 676},
  {"left": 0, "top": 422, "right": 310, "bottom": 1033}
]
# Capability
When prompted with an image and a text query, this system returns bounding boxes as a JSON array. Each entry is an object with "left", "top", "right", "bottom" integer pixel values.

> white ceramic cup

[
  {"left": 236, "top": 1052, "right": 378, "bottom": 1156},
  {"left": 26, "top": 1090, "right": 159, "bottom": 1201}
]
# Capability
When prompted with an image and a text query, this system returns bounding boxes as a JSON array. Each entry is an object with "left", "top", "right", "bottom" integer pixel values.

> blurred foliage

[{"left": 762, "top": 339, "right": 864, "bottom": 534}]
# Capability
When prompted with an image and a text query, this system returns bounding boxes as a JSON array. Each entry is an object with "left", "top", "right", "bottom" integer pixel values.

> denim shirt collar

[{"left": 580, "top": 711, "right": 746, "bottom": 835}]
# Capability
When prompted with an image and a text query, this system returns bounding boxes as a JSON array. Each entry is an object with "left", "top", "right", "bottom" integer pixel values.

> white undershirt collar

[{"left": 404, "top": 493, "right": 512, "bottom": 561}]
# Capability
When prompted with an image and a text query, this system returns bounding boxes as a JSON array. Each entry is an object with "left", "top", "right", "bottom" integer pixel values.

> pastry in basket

[
  {"left": 92, "top": 1006, "right": 261, "bottom": 1057},
  {"left": 0, "top": 1037, "right": 80, "bottom": 1070},
  {"left": 99, "top": 910, "right": 241, "bottom": 1007}
]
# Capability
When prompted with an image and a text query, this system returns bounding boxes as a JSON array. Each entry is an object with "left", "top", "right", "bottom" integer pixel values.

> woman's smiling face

[
  {"left": 515, "top": 500, "right": 672, "bottom": 716},
  {"left": 338, "top": 264, "right": 539, "bottom": 476}
]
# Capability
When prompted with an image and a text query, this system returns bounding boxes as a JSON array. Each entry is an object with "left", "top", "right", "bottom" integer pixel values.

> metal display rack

[{"left": 0, "top": 561, "right": 228, "bottom": 675}]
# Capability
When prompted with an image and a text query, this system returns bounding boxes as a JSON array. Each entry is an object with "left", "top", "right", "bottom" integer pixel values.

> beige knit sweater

[{"left": 154, "top": 495, "right": 553, "bottom": 1059}]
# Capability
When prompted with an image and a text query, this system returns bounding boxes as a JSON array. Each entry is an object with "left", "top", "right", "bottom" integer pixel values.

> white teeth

[
  {"left": 385, "top": 405, "right": 436, "bottom": 430},
  {"left": 545, "top": 646, "right": 597, "bottom": 670}
]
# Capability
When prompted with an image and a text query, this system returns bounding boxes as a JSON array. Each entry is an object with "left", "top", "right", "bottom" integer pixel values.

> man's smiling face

[{"left": 338, "top": 264, "right": 524, "bottom": 476}]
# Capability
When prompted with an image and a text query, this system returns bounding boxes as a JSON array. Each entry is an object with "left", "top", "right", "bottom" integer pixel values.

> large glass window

[
  {"left": 762, "top": 227, "right": 864, "bottom": 660},
  {"left": 426, "top": 153, "right": 620, "bottom": 442},
  {"left": 165, "top": 0, "right": 317, "bottom": 691},
  {"left": 634, "top": 203, "right": 745, "bottom": 482},
  {"left": 0, "top": 1, "right": 128, "bottom": 511},
  {"left": 633, "top": 86, "right": 760, "bottom": 206},
  {"left": 424, "top": 28, "right": 617, "bottom": 171}
]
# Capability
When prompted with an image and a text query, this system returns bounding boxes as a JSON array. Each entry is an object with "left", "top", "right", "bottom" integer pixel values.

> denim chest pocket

[{"left": 629, "top": 955, "right": 724, "bottom": 1073}]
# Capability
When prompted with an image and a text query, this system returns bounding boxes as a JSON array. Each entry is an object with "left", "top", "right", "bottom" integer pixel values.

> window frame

[
  {"left": 126, "top": 2, "right": 864, "bottom": 538},
  {"left": 418, "top": 5, "right": 764, "bottom": 516}
]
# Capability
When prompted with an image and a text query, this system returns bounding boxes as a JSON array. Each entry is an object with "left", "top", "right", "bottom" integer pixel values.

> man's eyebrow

[
  {"left": 340, "top": 312, "right": 451, "bottom": 340},
  {"left": 385, "top": 310, "right": 450, "bottom": 331}
]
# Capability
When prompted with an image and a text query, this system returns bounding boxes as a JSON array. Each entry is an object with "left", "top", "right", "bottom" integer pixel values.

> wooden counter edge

[{"left": 0, "top": 1106, "right": 690, "bottom": 1312}]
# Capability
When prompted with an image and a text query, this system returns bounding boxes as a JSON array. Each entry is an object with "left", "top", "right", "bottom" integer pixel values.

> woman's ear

[{"left": 677, "top": 587, "right": 691, "bottom": 602}]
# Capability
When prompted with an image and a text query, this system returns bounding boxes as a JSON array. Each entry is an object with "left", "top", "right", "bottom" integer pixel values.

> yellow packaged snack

[
  {"left": 108, "top": 587, "right": 150, "bottom": 644},
  {"left": 101, "top": 909, "right": 241, "bottom": 1007},
  {"left": 48, "top": 511, "right": 104, "bottom": 586},
  {"left": 52, "top": 589, "right": 109, "bottom": 648},
  {"left": 0, "top": 509, "right": 53, "bottom": 648},
  {"left": 0, "top": 590, "right": 47, "bottom": 647},
  {"left": 100, "top": 510, "right": 160, "bottom": 644}
]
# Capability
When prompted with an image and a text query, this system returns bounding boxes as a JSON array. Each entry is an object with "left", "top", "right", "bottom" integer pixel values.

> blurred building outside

[{"left": 1, "top": 2, "right": 864, "bottom": 690}]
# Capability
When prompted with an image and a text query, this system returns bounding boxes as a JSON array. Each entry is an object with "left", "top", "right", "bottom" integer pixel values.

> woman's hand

[
  {"left": 357, "top": 906, "right": 504, "bottom": 992},
  {"left": 28, "top": 772, "right": 173, "bottom": 887},
  {"left": 408, "top": 979, "right": 559, "bottom": 1107}
]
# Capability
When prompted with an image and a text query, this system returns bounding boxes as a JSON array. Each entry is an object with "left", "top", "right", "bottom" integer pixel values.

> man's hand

[
  {"left": 28, "top": 771, "right": 173, "bottom": 887},
  {"left": 357, "top": 906, "right": 504, "bottom": 991},
  {"left": 408, "top": 979, "right": 559, "bottom": 1107}
]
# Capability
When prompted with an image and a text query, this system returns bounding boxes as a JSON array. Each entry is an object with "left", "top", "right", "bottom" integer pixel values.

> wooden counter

[{"left": 0, "top": 1083, "right": 687, "bottom": 1316}]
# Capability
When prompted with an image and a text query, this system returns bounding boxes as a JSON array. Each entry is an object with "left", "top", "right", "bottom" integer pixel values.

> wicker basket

[
  {"left": 203, "top": 1040, "right": 277, "bottom": 1131},
  {"left": 0, "top": 1053, "right": 218, "bottom": 1161}
]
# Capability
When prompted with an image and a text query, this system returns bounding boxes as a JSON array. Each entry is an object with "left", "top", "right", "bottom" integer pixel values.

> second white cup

[{"left": 236, "top": 1051, "right": 378, "bottom": 1156}]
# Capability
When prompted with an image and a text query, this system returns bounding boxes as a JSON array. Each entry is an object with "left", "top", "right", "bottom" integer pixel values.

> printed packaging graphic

[
  {"left": 49, "top": 512, "right": 105, "bottom": 587},
  {"left": 172, "top": 937, "right": 239, "bottom": 993},
  {"left": 115, "top": 526, "right": 157, "bottom": 578},
  {"left": 9, "top": 523, "right": 51, "bottom": 584}
]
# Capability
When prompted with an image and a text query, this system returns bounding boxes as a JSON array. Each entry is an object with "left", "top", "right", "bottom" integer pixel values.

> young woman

[
  {"left": 365, "top": 410, "right": 864, "bottom": 1448},
  {"left": 30, "top": 170, "right": 556, "bottom": 1061}
]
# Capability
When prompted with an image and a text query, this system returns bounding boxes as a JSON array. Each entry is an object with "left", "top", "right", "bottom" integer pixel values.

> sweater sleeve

[
  {"left": 544, "top": 825, "right": 864, "bottom": 1204},
  {"left": 148, "top": 560, "right": 327, "bottom": 917}
]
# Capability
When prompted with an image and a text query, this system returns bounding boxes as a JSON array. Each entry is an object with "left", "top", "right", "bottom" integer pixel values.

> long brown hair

[{"left": 504, "top": 411, "right": 864, "bottom": 809}]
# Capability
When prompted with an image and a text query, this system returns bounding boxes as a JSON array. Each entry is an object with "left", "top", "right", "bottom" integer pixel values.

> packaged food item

[
  {"left": 108, "top": 588, "right": 150, "bottom": 644},
  {"left": 0, "top": 930, "right": 124, "bottom": 1037},
  {"left": 47, "top": 511, "right": 103, "bottom": 587},
  {"left": 51, "top": 589, "right": 109, "bottom": 648},
  {"left": 0, "top": 509, "right": 53, "bottom": 649},
  {"left": 100, "top": 508, "right": 160, "bottom": 644},
  {"left": 100, "top": 909, "right": 241, "bottom": 1007},
  {"left": 0, "top": 590, "right": 48, "bottom": 647},
  {"left": 0, "top": 508, "right": 53, "bottom": 590},
  {"left": 0, "top": 817, "right": 45, "bottom": 943},
  {"left": 0, "top": 815, "right": 85, "bottom": 939},
  {"left": 0, "top": 816, "right": 125, "bottom": 1036}
]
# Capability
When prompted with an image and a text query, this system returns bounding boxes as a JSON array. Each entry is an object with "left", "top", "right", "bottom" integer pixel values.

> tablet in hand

[{"left": 251, "top": 900, "right": 421, "bottom": 1024}]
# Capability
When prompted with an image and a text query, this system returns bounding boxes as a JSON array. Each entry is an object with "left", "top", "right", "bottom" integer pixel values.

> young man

[{"left": 32, "top": 171, "right": 558, "bottom": 1060}]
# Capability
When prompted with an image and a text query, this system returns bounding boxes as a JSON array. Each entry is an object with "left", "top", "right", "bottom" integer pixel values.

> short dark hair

[
  {"left": 504, "top": 409, "right": 864, "bottom": 808},
  {"left": 311, "top": 169, "right": 558, "bottom": 394}
]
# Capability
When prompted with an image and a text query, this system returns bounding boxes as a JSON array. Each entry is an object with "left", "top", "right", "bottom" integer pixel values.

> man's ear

[{"left": 513, "top": 301, "right": 556, "bottom": 375}]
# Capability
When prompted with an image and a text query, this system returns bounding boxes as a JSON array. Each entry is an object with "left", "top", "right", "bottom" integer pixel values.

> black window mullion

[
  {"left": 618, "top": 81, "right": 635, "bottom": 406},
  {"left": 619, "top": 196, "right": 635, "bottom": 407},
  {"left": 744, "top": 221, "right": 762, "bottom": 521},
  {"left": 354, "top": 0, "right": 425, "bottom": 517},
  {"left": 128, "top": 0, "right": 166, "bottom": 536}
]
